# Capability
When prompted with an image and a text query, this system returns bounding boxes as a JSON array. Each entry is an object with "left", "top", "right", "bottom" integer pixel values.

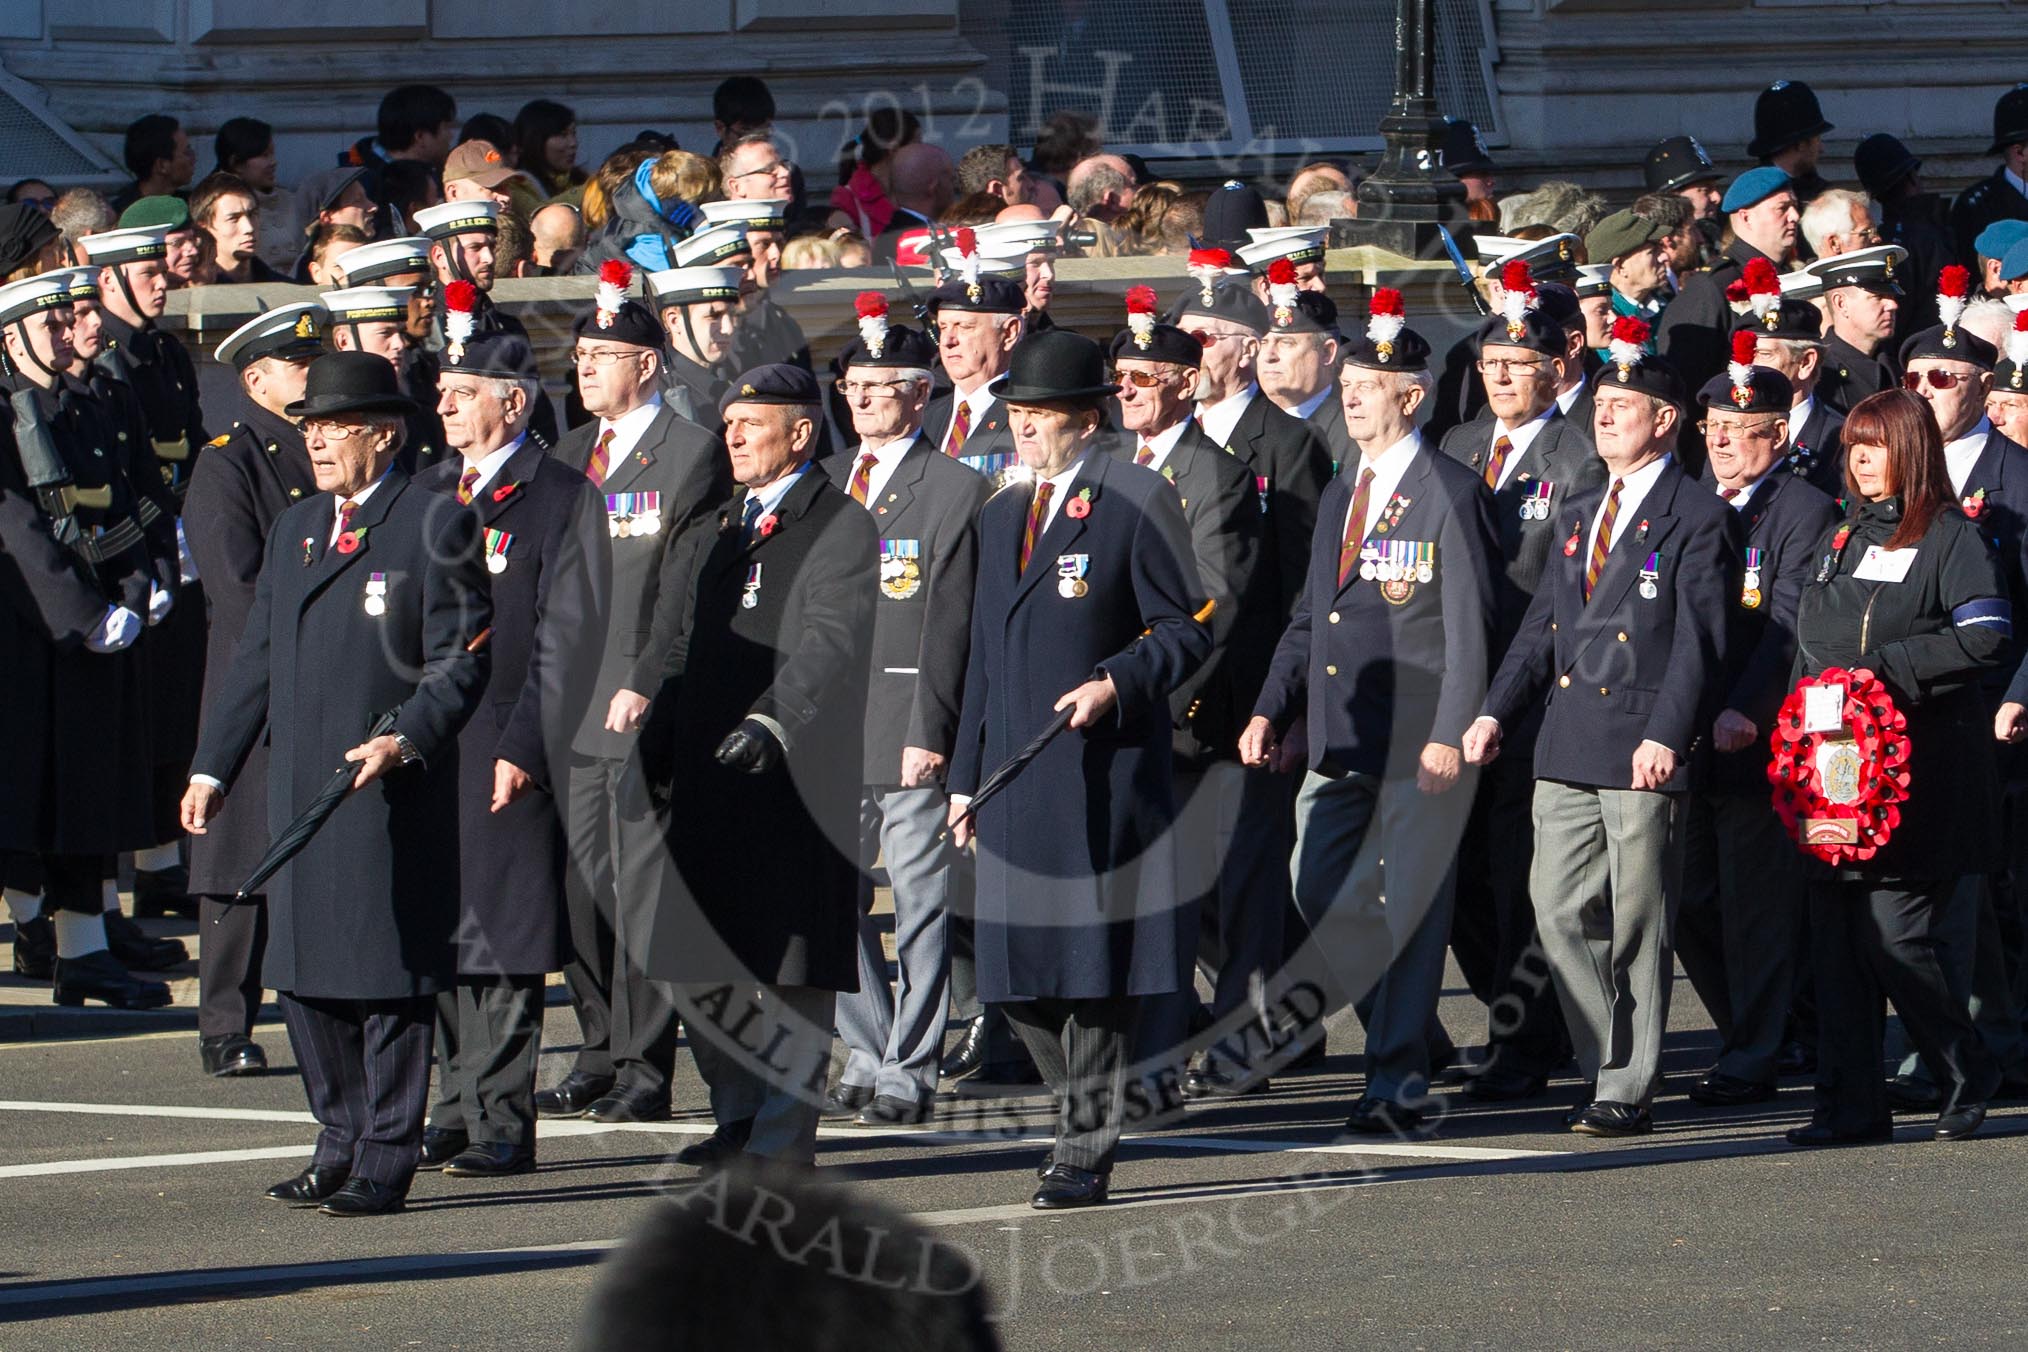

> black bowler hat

[
  {"left": 1988, "top": 84, "right": 2028, "bottom": 155},
  {"left": 1732, "top": 299, "right": 1823, "bottom": 342},
  {"left": 285, "top": 351, "right": 419, "bottom": 420},
  {"left": 1200, "top": 181, "right": 1270, "bottom": 250},
  {"left": 1109, "top": 322, "right": 1201, "bottom": 369},
  {"left": 1441, "top": 118, "right": 1496, "bottom": 176},
  {"left": 1899, "top": 323, "right": 1998, "bottom": 373},
  {"left": 719, "top": 363, "right": 823, "bottom": 418},
  {"left": 993, "top": 330, "right": 1118, "bottom": 406},
  {"left": 838, "top": 322, "right": 939, "bottom": 371},
  {"left": 1643, "top": 135, "right": 1721, "bottom": 194},
  {"left": 1748, "top": 80, "right": 1833, "bottom": 160},
  {"left": 1853, "top": 133, "right": 1921, "bottom": 198},
  {"left": 572, "top": 298, "right": 664, "bottom": 350}
]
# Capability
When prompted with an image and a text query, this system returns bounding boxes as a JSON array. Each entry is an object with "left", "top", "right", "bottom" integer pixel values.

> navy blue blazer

[
  {"left": 1483, "top": 459, "right": 1742, "bottom": 792},
  {"left": 1254, "top": 442, "right": 1500, "bottom": 778},
  {"left": 950, "top": 450, "right": 1211, "bottom": 1002}
]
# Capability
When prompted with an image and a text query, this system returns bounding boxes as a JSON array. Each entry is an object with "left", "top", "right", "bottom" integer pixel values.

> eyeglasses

[
  {"left": 1905, "top": 369, "right": 1976, "bottom": 391},
  {"left": 17, "top": 196, "right": 54, "bottom": 213},
  {"left": 728, "top": 159, "right": 793, "bottom": 181},
  {"left": 573, "top": 346, "right": 643, "bottom": 367},
  {"left": 838, "top": 378, "right": 918, "bottom": 398},
  {"left": 1696, "top": 418, "right": 1782, "bottom": 441},
  {"left": 1116, "top": 369, "right": 1182, "bottom": 388},
  {"left": 1476, "top": 357, "right": 1544, "bottom": 376},
  {"left": 303, "top": 420, "right": 374, "bottom": 441},
  {"left": 1187, "top": 329, "right": 1247, "bottom": 347}
]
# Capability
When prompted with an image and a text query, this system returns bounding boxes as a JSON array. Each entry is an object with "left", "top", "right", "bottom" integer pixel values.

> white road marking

[{"left": 0, "top": 1145, "right": 312, "bottom": 1178}]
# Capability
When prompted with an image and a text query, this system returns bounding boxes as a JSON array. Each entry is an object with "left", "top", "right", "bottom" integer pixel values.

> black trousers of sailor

[
  {"left": 280, "top": 990, "right": 434, "bottom": 1190},
  {"left": 1808, "top": 877, "right": 2002, "bottom": 1133}
]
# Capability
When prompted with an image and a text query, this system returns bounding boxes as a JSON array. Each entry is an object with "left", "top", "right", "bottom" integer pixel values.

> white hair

[
  {"left": 1959, "top": 297, "right": 2014, "bottom": 350},
  {"left": 1294, "top": 190, "right": 1354, "bottom": 227},
  {"left": 1800, "top": 188, "right": 1873, "bottom": 258}
]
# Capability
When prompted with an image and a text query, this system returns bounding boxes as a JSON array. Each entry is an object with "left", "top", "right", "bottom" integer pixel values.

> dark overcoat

[
  {"left": 949, "top": 452, "right": 1212, "bottom": 1003},
  {"left": 182, "top": 395, "right": 320, "bottom": 895},
  {"left": 636, "top": 467, "right": 877, "bottom": 992},
  {"left": 821, "top": 434, "right": 990, "bottom": 783},
  {"left": 552, "top": 402, "right": 731, "bottom": 762},
  {"left": 1212, "top": 391, "right": 1334, "bottom": 632},
  {"left": 418, "top": 439, "right": 610, "bottom": 975},
  {"left": 189, "top": 471, "right": 491, "bottom": 999}
]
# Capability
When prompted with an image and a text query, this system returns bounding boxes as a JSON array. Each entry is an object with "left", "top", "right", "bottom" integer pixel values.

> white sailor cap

[
  {"left": 1238, "top": 225, "right": 1329, "bottom": 270},
  {"left": 216, "top": 302, "right": 328, "bottom": 370},
  {"left": 671, "top": 224, "right": 753, "bottom": 268},
  {"left": 645, "top": 265, "right": 745, "bottom": 306},
  {"left": 0, "top": 272, "right": 78, "bottom": 326},
  {"left": 78, "top": 224, "right": 173, "bottom": 265},
  {"left": 320, "top": 286, "right": 415, "bottom": 325},
  {"left": 699, "top": 198, "right": 788, "bottom": 231},
  {"left": 331, "top": 236, "right": 432, "bottom": 284},
  {"left": 412, "top": 200, "right": 500, "bottom": 241}
]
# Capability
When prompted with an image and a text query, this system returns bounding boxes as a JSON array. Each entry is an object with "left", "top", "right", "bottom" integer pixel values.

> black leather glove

[{"left": 714, "top": 718, "right": 783, "bottom": 774}]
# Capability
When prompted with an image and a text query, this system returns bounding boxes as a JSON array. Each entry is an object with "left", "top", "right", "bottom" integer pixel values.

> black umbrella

[
  {"left": 232, "top": 704, "right": 402, "bottom": 901},
  {"left": 942, "top": 706, "right": 1074, "bottom": 841},
  {"left": 230, "top": 626, "right": 493, "bottom": 901}
]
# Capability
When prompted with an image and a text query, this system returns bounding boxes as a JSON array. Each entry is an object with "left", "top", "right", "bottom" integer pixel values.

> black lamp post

[{"left": 1335, "top": 0, "right": 1470, "bottom": 257}]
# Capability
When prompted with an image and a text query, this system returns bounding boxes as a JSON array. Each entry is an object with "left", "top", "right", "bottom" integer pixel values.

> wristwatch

[{"left": 391, "top": 732, "right": 423, "bottom": 767}]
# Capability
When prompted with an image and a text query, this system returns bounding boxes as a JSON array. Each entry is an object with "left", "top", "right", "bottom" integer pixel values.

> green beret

[{"left": 118, "top": 196, "right": 191, "bottom": 232}]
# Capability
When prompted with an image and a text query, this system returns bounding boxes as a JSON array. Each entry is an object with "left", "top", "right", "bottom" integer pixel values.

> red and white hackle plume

[
  {"left": 1742, "top": 257, "right": 1782, "bottom": 328},
  {"left": 1500, "top": 260, "right": 1536, "bottom": 340},
  {"left": 594, "top": 259, "right": 632, "bottom": 329},
  {"left": 854, "top": 291, "right": 890, "bottom": 360},
  {"left": 1188, "top": 247, "right": 1233, "bottom": 304},
  {"left": 1367, "top": 288, "right": 1406, "bottom": 363},
  {"left": 1727, "top": 330, "right": 1759, "bottom": 410},
  {"left": 1938, "top": 265, "right": 1973, "bottom": 345},
  {"left": 443, "top": 279, "right": 478, "bottom": 362},
  {"left": 954, "top": 227, "right": 981, "bottom": 300},
  {"left": 1608, "top": 315, "right": 1651, "bottom": 380},
  {"left": 1125, "top": 284, "right": 1158, "bottom": 349},
  {"left": 2008, "top": 309, "right": 2028, "bottom": 389},
  {"left": 1266, "top": 258, "right": 1300, "bottom": 327}
]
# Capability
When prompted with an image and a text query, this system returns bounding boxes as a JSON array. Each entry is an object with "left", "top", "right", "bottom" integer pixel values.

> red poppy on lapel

[
  {"left": 1065, "top": 485, "right": 1095, "bottom": 520},
  {"left": 492, "top": 481, "right": 520, "bottom": 504},
  {"left": 758, "top": 513, "right": 779, "bottom": 538},
  {"left": 336, "top": 530, "right": 364, "bottom": 555}
]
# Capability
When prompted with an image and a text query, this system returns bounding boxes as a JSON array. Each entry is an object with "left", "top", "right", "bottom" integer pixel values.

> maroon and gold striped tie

[
  {"left": 946, "top": 400, "right": 972, "bottom": 457},
  {"left": 1336, "top": 468, "right": 1375, "bottom": 587},
  {"left": 457, "top": 468, "right": 479, "bottom": 505},
  {"left": 1020, "top": 481, "right": 1054, "bottom": 573},
  {"left": 849, "top": 453, "right": 878, "bottom": 504},
  {"left": 586, "top": 428, "right": 616, "bottom": 486},
  {"left": 1135, "top": 442, "right": 1155, "bottom": 467},
  {"left": 1484, "top": 434, "right": 1513, "bottom": 489},
  {"left": 1584, "top": 477, "right": 1624, "bottom": 602}
]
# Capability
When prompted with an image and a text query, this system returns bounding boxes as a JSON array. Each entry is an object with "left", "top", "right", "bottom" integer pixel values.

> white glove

[
  {"left": 175, "top": 517, "right": 198, "bottom": 584},
  {"left": 85, "top": 604, "right": 143, "bottom": 653},
  {"left": 146, "top": 581, "right": 173, "bottom": 625}
]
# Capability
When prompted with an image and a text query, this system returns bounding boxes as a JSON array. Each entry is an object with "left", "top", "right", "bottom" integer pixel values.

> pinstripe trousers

[{"left": 280, "top": 991, "right": 435, "bottom": 1190}]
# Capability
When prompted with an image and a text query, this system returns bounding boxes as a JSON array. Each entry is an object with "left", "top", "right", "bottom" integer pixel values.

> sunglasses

[
  {"left": 1117, "top": 369, "right": 1182, "bottom": 388},
  {"left": 1905, "top": 370, "right": 1976, "bottom": 391},
  {"left": 1186, "top": 329, "right": 1245, "bottom": 347}
]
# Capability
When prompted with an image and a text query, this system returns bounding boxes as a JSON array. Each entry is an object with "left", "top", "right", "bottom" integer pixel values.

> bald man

[
  {"left": 873, "top": 143, "right": 954, "bottom": 263},
  {"left": 1066, "top": 154, "right": 1137, "bottom": 224}
]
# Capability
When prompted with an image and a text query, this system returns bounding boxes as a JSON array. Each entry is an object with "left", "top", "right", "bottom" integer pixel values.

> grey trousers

[
  {"left": 684, "top": 982, "right": 836, "bottom": 1165},
  {"left": 562, "top": 754, "right": 681, "bottom": 1094},
  {"left": 1003, "top": 995, "right": 1138, "bottom": 1174},
  {"left": 1529, "top": 780, "right": 1682, "bottom": 1107},
  {"left": 1291, "top": 768, "right": 1467, "bottom": 1106},
  {"left": 837, "top": 785, "right": 954, "bottom": 1103},
  {"left": 429, "top": 974, "right": 546, "bottom": 1149},
  {"left": 1676, "top": 791, "right": 1805, "bottom": 1084}
]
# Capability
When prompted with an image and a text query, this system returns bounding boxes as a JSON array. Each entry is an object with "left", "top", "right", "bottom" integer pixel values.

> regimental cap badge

[
  {"left": 1125, "top": 284, "right": 1158, "bottom": 350},
  {"left": 1609, "top": 315, "right": 1651, "bottom": 382},
  {"left": 293, "top": 312, "right": 316, "bottom": 339},
  {"left": 854, "top": 290, "right": 890, "bottom": 359},
  {"left": 1266, "top": 258, "right": 1299, "bottom": 329},
  {"left": 1500, "top": 260, "right": 1537, "bottom": 342},
  {"left": 1727, "top": 330, "right": 1758, "bottom": 410},
  {"left": 1367, "top": 287, "right": 1406, "bottom": 363},
  {"left": 741, "top": 383, "right": 757, "bottom": 396},
  {"left": 1939, "top": 264, "right": 1972, "bottom": 349}
]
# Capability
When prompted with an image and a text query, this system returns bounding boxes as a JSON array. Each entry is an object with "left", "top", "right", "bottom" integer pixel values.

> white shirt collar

[
  {"left": 1554, "top": 382, "right": 1584, "bottom": 416},
  {"left": 1130, "top": 417, "right": 1191, "bottom": 473},
  {"left": 852, "top": 430, "right": 921, "bottom": 509},
  {"left": 1196, "top": 382, "right": 1259, "bottom": 449},
  {"left": 1489, "top": 403, "right": 1556, "bottom": 488},
  {"left": 1590, "top": 453, "right": 1673, "bottom": 553},
  {"left": 1788, "top": 393, "right": 1817, "bottom": 438},
  {"left": 1945, "top": 416, "right": 1993, "bottom": 497},
  {"left": 941, "top": 381, "right": 1000, "bottom": 453},
  {"left": 460, "top": 434, "right": 528, "bottom": 497},
  {"left": 2008, "top": 167, "right": 2028, "bottom": 201},
  {"left": 1290, "top": 386, "right": 1335, "bottom": 422},
  {"left": 1718, "top": 470, "right": 1773, "bottom": 509},
  {"left": 330, "top": 474, "right": 389, "bottom": 543},
  {"left": 1033, "top": 452, "right": 1088, "bottom": 531},
  {"left": 1346, "top": 431, "right": 1421, "bottom": 538},
  {"left": 747, "top": 460, "right": 811, "bottom": 520},
  {"left": 597, "top": 394, "right": 663, "bottom": 463}
]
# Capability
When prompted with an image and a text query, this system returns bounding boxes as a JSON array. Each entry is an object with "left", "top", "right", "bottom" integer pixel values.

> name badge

[
  {"left": 1056, "top": 553, "right": 1090, "bottom": 599},
  {"left": 364, "top": 571, "right": 388, "bottom": 617},
  {"left": 1852, "top": 545, "right": 1918, "bottom": 583},
  {"left": 879, "top": 539, "right": 923, "bottom": 599}
]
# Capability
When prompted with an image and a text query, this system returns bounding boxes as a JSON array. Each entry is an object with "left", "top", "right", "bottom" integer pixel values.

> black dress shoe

[
  {"left": 1181, "top": 1060, "right": 1269, "bottom": 1099},
  {"left": 264, "top": 1164, "right": 350, "bottom": 1205},
  {"left": 674, "top": 1128, "right": 750, "bottom": 1169},
  {"left": 854, "top": 1094, "right": 930, "bottom": 1127},
  {"left": 1034, "top": 1151, "right": 1055, "bottom": 1180},
  {"left": 940, "top": 1015, "right": 989, "bottom": 1079},
  {"left": 1570, "top": 1101, "right": 1653, "bottom": 1137},
  {"left": 533, "top": 1073, "right": 614, "bottom": 1119},
  {"left": 419, "top": 1126, "right": 469, "bottom": 1168},
  {"left": 1883, "top": 1075, "right": 1943, "bottom": 1112},
  {"left": 1343, "top": 1097, "right": 1428, "bottom": 1137},
  {"left": 1776, "top": 1040, "right": 1816, "bottom": 1076},
  {"left": 1687, "top": 1071, "right": 1775, "bottom": 1107},
  {"left": 820, "top": 1083, "right": 874, "bottom": 1119},
  {"left": 318, "top": 1177, "right": 407, "bottom": 1216},
  {"left": 52, "top": 951, "right": 171, "bottom": 1009},
  {"left": 442, "top": 1142, "right": 537, "bottom": 1176},
  {"left": 1463, "top": 1063, "right": 1548, "bottom": 1102},
  {"left": 585, "top": 1087, "right": 671, "bottom": 1122},
  {"left": 1561, "top": 1086, "right": 1599, "bottom": 1128},
  {"left": 1935, "top": 1102, "right": 1988, "bottom": 1141},
  {"left": 200, "top": 1034, "right": 268, "bottom": 1077},
  {"left": 103, "top": 910, "right": 188, "bottom": 971},
  {"left": 132, "top": 865, "right": 198, "bottom": 920},
  {"left": 1785, "top": 1121, "right": 1891, "bottom": 1148},
  {"left": 1031, "top": 1164, "right": 1109, "bottom": 1209},
  {"left": 11, "top": 915, "right": 53, "bottom": 981}
]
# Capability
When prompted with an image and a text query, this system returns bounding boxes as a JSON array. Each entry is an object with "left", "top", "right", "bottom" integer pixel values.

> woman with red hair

[{"left": 1788, "top": 388, "right": 2009, "bottom": 1147}]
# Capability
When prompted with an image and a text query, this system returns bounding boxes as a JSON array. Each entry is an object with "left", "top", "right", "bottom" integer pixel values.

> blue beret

[
  {"left": 1720, "top": 167, "right": 1792, "bottom": 214},
  {"left": 1980, "top": 219, "right": 2028, "bottom": 263},
  {"left": 2002, "top": 239, "right": 2028, "bottom": 283}
]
